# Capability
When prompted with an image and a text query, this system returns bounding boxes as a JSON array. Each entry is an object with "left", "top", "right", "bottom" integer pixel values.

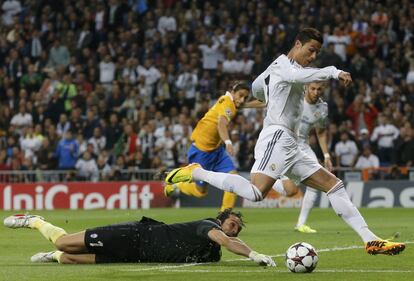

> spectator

[
  {"left": 111, "top": 155, "right": 128, "bottom": 181},
  {"left": 97, "top": 155, "right": 112, "bottom": 180},
  {"left": 346, "top": 95, "right": 378, "bottom": 134},
  {"left": 56, "top": 113, "right": 71, "bottom": 137},
  {"left": 198, "top": 38, "right": 221, "bottom": 72},
  {"left": 115, "top": 124, "right": 139, "bottom": 158},
  {"left": 19, "top": 126, "right": 41, "bottom": 161},
  {"left": 55, "top": 74, "right": 77, "bottom": 112},
  {"left": 36, "top": 138, "right": 55, "bottom": 170},
  {"left": 370, "top": 114, "right": 399, "bottom": 166},
  {"left": 75, "top": 151, "right": 99, "bottom": 182},
  {"left": 137, "top": 58, "right": 161, "bottom": 96},
  {"left": 355, "top": 146, "right": 380, "bottom": 169},
  {"left": 176, "top": 63, "right": 198, "bottom": 104},
  {"left": 138, "top": 123, "right": 156, "bottom": 166},
  {"left": 399, "top": 126, "right": 414, "bottom": 167},
  {"left": 154, "top": 130, "right": 175, "bottom": 168},
  {"left": 99, "top": 55, "right": 116, "bottom": 88},
  {"left": 88, "top": 127, "right": 106, "bottom": 155},
  {"left": 55, "top": 130, "right": 79, "bottom": 170},
  {"left": 326, "top": 27, "right": 351, "bottom": 62},
  {"left": 122, "top": 58, "right": 139, "bottom": 85},
  {"left": 19, "top": 64, "right": 43, "bottom": 94},
  {"left": 335, "top": 131, "right": 359, "bottom": 167},
  {"left": 83, "top": 111, "right": 100, "bottom": 139},
  {"left": 1, "top": 0, "right": 21, "bottom": 26},
  {"left": 157, "top": 8, "right": 177, "bottom": 35},
  {"left": 48, "top": 39, "right": 70, "bottom": 68},
  {"left": 10, "top": 104, "right": 33, "bottom": 134},
  {"left": 357, "top": 128, "right": 371, "bottom": 150},
  {"left": 105, "top": 114, "right": 122, "bottom": 150}
]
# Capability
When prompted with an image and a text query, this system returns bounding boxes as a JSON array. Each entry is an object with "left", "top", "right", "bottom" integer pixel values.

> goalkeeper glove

[{"left": 249, "top": 251, "right": 276, "bottom": 267}]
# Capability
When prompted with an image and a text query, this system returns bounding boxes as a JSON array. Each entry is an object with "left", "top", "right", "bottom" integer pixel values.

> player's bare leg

[
  {"left": 250, "top": 173, "right": 276, "bottom": 197},
  {"left": 55, "top": 231, "right": 89, "bottom": 254},
  {"left": 273, "top": 179, "right": 299, "bottom": 197},
  {"left": 302, "top": 168, "right": 405, "bottom": 255},
  {"left": 59, "top": 253, "right": 96, "bottom": 264}
]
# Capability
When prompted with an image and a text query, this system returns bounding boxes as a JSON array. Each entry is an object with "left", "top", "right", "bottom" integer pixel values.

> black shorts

[{"left": 85, "top": 222, "right": 143, "bottom": 263}]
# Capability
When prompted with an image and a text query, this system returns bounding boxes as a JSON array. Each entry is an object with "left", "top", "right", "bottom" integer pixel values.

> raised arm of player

[
  {"left": 207, "top": 228, "right": 276, "bottom": 267},
  {"left": 283, "top": 66, "right": 352, "bottom": 86},
  {"left": 217, "top": 115, "right": 234, "bottom": 156},
  {"left": 316, "top": 127, "right": 333, "bottom": 171}
]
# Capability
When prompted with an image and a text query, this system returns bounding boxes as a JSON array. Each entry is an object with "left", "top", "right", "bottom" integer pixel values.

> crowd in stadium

[{"left": 0, "top": 0, "right": 413, "bottom": 182}]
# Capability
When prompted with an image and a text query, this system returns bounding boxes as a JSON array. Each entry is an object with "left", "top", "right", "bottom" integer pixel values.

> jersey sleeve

[
  {"left": 216, "top": 97, "right": 236, "bottom": 121},
  {"left": 196, "top": 220, "right": 222, "bottom": 239},
  {"left": 252, "top": 71, "right": 267, "bottom": 102},
  {"left": 281, "top": 65, "right": 342, "bottom": 84}
]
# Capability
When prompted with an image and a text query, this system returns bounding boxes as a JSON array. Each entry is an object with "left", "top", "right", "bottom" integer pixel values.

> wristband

[
  {"left": 324, "top": 153, "right": 330, "bottom": 159},
  {"left": 248, "top": 251, "right": 258, "bottom": 260},
  {"left": 224, "top": 140, "right": 232, "bottom": 145}
]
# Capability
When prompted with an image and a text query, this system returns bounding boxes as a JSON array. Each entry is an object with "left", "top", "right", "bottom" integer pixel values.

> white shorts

[
  {"left": 279, "top": 142, "right": 318, "bottom": 182},
  {"left": 251, "top": 125, "right": 322, "bottom": 184}
]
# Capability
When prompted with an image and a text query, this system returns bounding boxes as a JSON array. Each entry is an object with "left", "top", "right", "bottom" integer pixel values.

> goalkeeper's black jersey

[{"left": 85, "top": 216, "right": 222, "bottom": 263}]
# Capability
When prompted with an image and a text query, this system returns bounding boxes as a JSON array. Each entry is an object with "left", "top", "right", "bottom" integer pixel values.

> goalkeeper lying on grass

[{"left": 3, "top": 209, "right": 275, "bottom": 266}]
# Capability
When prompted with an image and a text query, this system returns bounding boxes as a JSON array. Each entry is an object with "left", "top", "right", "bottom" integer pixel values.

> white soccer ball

[{"left": 285, "top": 242, "right": 318, "bottom": 273}]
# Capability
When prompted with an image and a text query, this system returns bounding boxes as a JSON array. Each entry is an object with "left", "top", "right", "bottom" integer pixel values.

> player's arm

[
  {"left": 207, "top": 229, "right": 275, "bottom": 266},
  {"left": 217, "top": 115, "right": 234, "bottom": 156},
  {"left": 251, "top": 72, "right": 267, "bottom": 102},
  {"left": 316, "top": 127, "right": 333, "bottom": 171},
  {"left": 240, "top": 99, "right": 266, "bottom": 108},
  {"left": 283, "top": 66, "right": 352, "bottom": 86}
]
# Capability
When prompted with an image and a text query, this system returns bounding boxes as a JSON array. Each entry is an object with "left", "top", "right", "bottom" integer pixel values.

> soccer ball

[{"left": 285, "top": 242, "right": 318, "bottom": 273}]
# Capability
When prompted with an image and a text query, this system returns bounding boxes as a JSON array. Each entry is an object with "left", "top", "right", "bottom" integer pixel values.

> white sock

[
  {"left": 327, "top": 181, "right": 379, "bottom": 242},
  {"left": 192, "top": 167, "right": 263, "bottom": 201},
  {"left": 296, "top": 187, "right": 318, "bottom": 227},
  {"left": 272, "top": 179, "right": 287, "bottom": 196}
]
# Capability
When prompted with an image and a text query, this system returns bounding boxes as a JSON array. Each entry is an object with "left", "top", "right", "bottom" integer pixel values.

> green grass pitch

[{"left": 0, "top": 208, "right": 412, "bottom": 281}]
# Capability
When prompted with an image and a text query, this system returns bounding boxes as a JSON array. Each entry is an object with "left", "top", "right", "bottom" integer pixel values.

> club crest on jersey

[
  {"left": 225, "top": 108, "right": 232, "bottom": 118},
  {"left": 270, "top": 164, "right": 277, "bottom": 171},
  {"left": 314, "top": 112, "right": 321, "bottom": 118}
]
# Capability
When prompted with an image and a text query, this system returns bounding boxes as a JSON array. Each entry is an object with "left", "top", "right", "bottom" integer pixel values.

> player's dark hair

[
  {"left": 216, "top": 208, "right": 245, "bottom": 227},
  {"left": 230, "top": 81, "right": 250, "bottom": 93},
  {"left": 295, "top": 28, "right": 323, "bottom": 45}
]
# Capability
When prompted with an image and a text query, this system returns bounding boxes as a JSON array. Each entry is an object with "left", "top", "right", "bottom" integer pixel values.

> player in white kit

[
  {"left": 165, "top": 28, "right": 405, "bottom": 255},
  {"left": 272, "top": 81, "right": 332, "bottom": 234}
]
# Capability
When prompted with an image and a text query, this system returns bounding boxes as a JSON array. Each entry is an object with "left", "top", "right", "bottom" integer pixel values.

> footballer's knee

[
  {"left": 54, "top": 236, "right": 69, "bottom": 251},
  {"left": 283, "top": 181, "right": 299, "bottom": 197},
  {"left": 326, "top": 179, "right": 344, "bottom": 194},
  {"left": 54, "top": 235, "right": 84, "bottom": 253},
  {"left": 285, "top": 187, "right": 299, "bottom": 197}
]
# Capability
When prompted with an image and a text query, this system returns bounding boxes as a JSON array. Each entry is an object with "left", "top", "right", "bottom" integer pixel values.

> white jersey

[
  {"left": 252, "top": 54, "right": 340, "bottom": 133},
  {"left": 297, "top": 99, "right": 328, "bottom": 144}
]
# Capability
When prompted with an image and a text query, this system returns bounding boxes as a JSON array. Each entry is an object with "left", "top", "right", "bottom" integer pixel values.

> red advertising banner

[
  {"left": 0, "top": 181, "right": 172, "bottom": 210},
  {"left": 242, "top": 189, "right": 304, "bottom": 208}
]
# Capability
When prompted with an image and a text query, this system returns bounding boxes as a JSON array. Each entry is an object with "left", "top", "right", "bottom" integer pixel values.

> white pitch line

[
  {"left": 122, "top": 241, "right": 413, "bottom": 273},
  {"left": 160, "top": 269, "right": 414, "bottom": 273}
]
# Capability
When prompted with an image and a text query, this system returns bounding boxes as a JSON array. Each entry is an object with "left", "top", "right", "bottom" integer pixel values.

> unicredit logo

[{"left": 0, "top": 182, "right": 164, "bottom": 210}]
